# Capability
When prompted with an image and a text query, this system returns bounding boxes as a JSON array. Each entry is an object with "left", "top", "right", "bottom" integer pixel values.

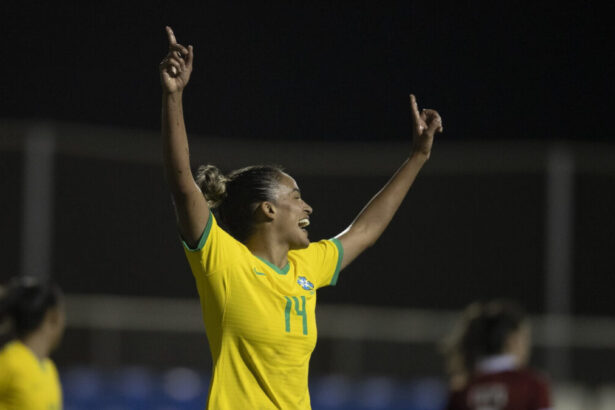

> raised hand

[
  {"left": 410, "top": 94, "right": 443, "bottom": 158},
  {"left": 159, "top": 26, "right": 194, "bottom": 94}
]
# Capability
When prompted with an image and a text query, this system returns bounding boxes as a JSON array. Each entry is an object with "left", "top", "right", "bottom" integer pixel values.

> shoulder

[
  {"left": 44, "top": 358, "right": 59, "bottom": 375},
  {"left": 0, "top": 341, "right": 23, "bottom": 365},
  {"left": 290, "top": 238, "right": 343, "bottom": 258},
  {"left": 517, "top": 368, "right": 552, "bottom": 407},
  {"left": 482, "top": 368, "right": 552, "bottom": 402},
  {"left": 516, "top": 367, "right": 551, "bottom": 385},
  {"left": 0, "top": 342, "right": 24, "bottom": 379},
  {"left": 43, "top": 358, "right": 62, "bottom": 386},
  {"left": 183, "top": 211, "right": 219, "bottom": 252},
  {"left": 288, "top": 238, "right": 343, "bottom": 270},
  {"left": 183, "top": 212, "right": 249, "bottom": 257},
  {"left": 473, "top": 368, "right": 550, "bottom": 387},
  {"left": 522, "top": 368, "right": 552, "bottom": 395},
  {"left": 290, "top": 239, "right": 344, "bottom": 287}
]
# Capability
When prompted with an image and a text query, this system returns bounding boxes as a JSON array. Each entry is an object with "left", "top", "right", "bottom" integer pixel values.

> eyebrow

[{"left": 291, "top": 188, "right": 301, "bottom": 194}]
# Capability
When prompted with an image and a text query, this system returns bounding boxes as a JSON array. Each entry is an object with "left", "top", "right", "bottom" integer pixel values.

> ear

[{"left": 258, "top": 201, "right": 276, "bottom": 221}]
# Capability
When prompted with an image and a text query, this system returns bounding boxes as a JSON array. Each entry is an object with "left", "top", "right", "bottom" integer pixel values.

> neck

[
  {"left": 245, "top": 230, "right": 289, "bottom": 268},
  {"left": 21, "top": 331, "right": 51, "bottom": 361}
]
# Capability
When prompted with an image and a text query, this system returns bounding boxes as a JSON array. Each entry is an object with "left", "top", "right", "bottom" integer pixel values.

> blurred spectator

[
  {"left": 0, "top": 276, "right": 65, "bottom": 409},
  {"left": 442, "top": 300, "right": 552, "bottom": 410}
]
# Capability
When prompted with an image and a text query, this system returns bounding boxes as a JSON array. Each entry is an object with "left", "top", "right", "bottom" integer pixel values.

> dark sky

[{"left": 2, "top": 1, "right": 613, "bottom": 142}]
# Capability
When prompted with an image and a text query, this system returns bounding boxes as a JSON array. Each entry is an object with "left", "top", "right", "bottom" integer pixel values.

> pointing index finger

[
  {"left": 165, "top": 26, "right": 177, "bottom": 46},
  {"left": 410, "top": 94, "right": 421, "bottom": 124}
]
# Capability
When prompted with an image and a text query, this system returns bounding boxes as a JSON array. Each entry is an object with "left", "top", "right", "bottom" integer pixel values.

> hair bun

[{"left": 195, "top": 165, "right": 228, "bottom": 208}]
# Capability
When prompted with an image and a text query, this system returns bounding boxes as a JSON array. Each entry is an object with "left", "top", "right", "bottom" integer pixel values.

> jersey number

[{"left": 284, "top": 296, "right": 308, "bottom": 335}]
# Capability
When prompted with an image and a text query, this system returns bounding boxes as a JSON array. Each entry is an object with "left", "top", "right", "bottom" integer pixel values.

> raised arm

[
  {"left": 160, "top": 26, "right": 209, "bottom": 247},
  {"left": 335, "top": 94, "right": 443, "bottom": 270}
]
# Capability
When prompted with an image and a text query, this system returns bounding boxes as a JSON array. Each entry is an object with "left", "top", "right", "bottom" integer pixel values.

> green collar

[{"left": 256, "top": 256, "right": 290, "bottom": 275}]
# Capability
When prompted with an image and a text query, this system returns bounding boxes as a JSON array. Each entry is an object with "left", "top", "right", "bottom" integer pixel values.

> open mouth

[{"left": 298, "top": 218, "right": 310, "bottom": 229}]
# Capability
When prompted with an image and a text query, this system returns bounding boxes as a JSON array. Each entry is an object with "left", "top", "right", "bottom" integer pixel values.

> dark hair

[
  {"left": 195, "top": 164, "right": 285, "bottom": 242},
  {"left": 0, "top": 276, "right": 63, "bottom": 339},
  {"left": 443, "top": 300, "right": 526, "bottom": 376}
]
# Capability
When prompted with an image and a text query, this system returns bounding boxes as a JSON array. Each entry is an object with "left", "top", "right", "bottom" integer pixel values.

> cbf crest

[{"left": 297, "top": 276, "right": 314, "bottom": 291}]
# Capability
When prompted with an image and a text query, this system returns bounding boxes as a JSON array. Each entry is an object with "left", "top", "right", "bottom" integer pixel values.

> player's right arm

[{"left": 160, "top": 26, "right": 209, "bottom": 247}]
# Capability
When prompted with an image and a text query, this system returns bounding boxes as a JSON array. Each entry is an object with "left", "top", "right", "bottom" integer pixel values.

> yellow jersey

[
  {"left": 0, "top": 340, "right": 62, "bottom": 410},
  {"left": 184, "top": 213, "right": 343, "bottom": 409}
]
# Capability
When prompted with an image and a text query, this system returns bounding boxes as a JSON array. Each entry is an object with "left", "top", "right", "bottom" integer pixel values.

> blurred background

[{"left": 1, "top": 1, "right": 614, "bottom": 409}]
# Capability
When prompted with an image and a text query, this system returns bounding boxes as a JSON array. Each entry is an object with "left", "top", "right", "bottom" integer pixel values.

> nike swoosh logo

[{"left": 253, "top": 268, "right": 266, "bottom": 276}]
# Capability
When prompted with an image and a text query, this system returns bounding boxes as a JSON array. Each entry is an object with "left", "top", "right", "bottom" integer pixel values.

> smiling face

[{"left": 271, "top": 173, "right": 313, "bottom": 249}]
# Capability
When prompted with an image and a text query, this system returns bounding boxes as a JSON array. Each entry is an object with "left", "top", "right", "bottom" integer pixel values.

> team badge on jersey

[{"left": 297, "top": 276, "right": 314, "bottom": 291}]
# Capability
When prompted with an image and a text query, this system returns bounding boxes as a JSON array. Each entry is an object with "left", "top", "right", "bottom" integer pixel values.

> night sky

[{"left": 2, "top": 2, "right": 613, "bottom": 142}]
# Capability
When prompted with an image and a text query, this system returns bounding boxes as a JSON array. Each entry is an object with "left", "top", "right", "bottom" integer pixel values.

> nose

[{"left": 304, "top": 201, "right": 313, "bottom": 215}]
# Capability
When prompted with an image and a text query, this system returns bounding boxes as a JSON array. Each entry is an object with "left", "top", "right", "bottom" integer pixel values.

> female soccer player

[
  {"left": 0, "top": 276, "right": 65, "bottom": 409},
  {"left": 443, "top": 300, "right": 552, "bottom": 410},
  {"left": 159, "top": 26, "right": 442, "bottom": 409}
]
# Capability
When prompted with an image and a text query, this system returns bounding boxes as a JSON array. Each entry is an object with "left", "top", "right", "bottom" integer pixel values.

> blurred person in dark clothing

[{"left": 443, "top": 300, "right": 552, "bottom": 410}]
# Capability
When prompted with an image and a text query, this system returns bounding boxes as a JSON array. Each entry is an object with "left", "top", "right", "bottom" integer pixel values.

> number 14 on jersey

[{"left": 284, "top": 296, "right": 308, "bottom": 335}]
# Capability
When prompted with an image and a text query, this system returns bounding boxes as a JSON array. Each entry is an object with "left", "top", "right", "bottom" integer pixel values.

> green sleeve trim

[
  {"left": 182, "top": 211, "right": 214, "bottom": 252},
  {"left": 329, "top": 238, "right": 344, "bottom": 286}
]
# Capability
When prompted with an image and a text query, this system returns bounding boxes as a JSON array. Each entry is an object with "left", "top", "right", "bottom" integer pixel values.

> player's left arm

[{"left": 335, "top": 94, "right": 442, "bottom": 270}]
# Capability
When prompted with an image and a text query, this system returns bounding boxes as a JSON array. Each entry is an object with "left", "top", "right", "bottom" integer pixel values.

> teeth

[{"left": 298, "top": 218, "right": 310, "bottom": 228}]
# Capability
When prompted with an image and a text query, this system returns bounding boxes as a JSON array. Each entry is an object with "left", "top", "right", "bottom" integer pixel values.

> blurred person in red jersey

[{"left": 443, "top": 300, "right": 552, "bottom": 410}]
